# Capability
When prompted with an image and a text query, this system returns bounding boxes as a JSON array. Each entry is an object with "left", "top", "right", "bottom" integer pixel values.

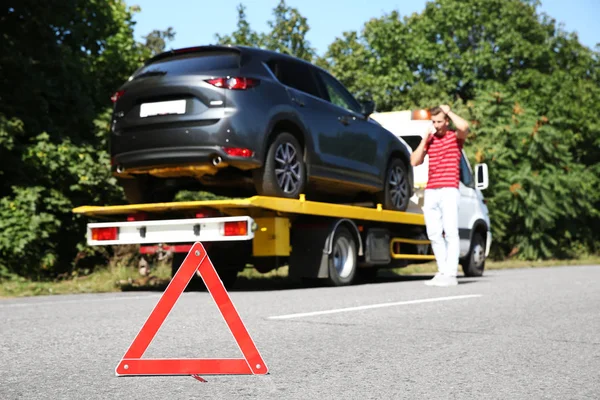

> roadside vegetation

[{"left": 2, "top": 255, "right": 600, "bottom": 298}]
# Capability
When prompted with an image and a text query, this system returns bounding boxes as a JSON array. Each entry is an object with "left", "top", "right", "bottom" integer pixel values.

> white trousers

[{"left": 423, "top": 187, "right": 460, "bottom": 277}]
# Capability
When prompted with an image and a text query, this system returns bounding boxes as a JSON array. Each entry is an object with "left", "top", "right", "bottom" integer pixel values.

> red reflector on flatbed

[
  {"left": 224, "top": 221, "right": 248, "bottom": 236},
  {"left": 91, "top": 227, "right": 119, "bottom": 241}
]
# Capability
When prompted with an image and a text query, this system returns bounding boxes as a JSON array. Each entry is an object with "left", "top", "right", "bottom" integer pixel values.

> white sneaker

[{"left": 425, "top": 273, "right": 458, "bottom": 287}]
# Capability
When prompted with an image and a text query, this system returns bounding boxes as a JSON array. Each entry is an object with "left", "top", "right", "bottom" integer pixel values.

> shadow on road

[{"left": 118, "top": 269, "right": 483, "bottom": 293}]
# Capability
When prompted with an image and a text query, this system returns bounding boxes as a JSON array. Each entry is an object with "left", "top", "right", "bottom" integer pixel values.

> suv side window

[
  {"left": 459, "top": 153, "right": 474, "bottom": 188},
  {"left": 266, "top": 59, "right": 321, "bottom": 98},
  {"left": 316, "top": 71, "right": 362, "bottom": 114}
]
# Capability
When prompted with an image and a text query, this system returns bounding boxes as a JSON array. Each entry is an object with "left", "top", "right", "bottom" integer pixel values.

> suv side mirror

[
  {"left": 475, "top": 163, "right": 489, "bottom": 190},
  {"left": 360, "top": 100, "right": 375, "bottom": 116}
]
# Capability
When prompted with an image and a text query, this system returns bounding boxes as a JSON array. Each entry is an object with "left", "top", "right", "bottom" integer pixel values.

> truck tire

[
  {"left": 462, "top": 232, "right": 486, "bottom": 277},
  {"left": 171, "top": 251, "right": 240, "bottom": 290},
  {"left": 254, "top": 132, "right": 306, "bottom": 198},
  {"left": 377, "top": 158, "right": 410, "bottom": 211},
  {"left": 327, "top": 225, "right": 358, "bottom": 286}
]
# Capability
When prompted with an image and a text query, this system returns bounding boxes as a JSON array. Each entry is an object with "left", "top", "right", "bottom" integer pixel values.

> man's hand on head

[{"left": 439, "top": 105, "right": 451, "bottom": 115}]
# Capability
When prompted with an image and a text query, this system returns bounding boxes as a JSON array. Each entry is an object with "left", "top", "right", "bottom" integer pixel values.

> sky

[{"left": 125, "top": 0, "right": 600, "bottom": 55}]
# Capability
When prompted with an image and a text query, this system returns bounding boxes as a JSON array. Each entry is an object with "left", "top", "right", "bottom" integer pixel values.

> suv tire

[
  {"left": 377, "top": 158, "right": 410, "bottom": 211},
  {"left": 254, "top": 132, "right": 306, "bottom": 198}
]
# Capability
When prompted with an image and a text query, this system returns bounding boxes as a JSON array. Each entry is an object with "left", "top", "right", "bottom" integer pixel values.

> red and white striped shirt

[{"left": 426, "top": 130, "right": 463, "bottom": 189}]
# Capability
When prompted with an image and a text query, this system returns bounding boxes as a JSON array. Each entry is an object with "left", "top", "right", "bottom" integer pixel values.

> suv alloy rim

[
  {"left": 389, "top": 165, "right": 409, "bottom": 209},
  {"left": 274, "top": 142, "right": 301, "bottom": 194}
]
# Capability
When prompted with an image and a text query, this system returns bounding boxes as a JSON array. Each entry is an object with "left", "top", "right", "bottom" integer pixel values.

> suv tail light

[
  {"left": 223, "top": 221, "right": 248, "bottom": 236},
  {"left": 91, "top": 227, "right": 119, "bottom": 241},
  {"left": 223, "top": 147, "right": 253, "bottom": 157},
  {"left": 205, "top": 77, "right": 259, "bottom": 90}
]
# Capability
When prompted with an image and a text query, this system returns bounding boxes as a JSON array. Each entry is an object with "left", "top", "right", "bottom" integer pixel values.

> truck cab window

[{"left": 460, "top": 153, "right": 474, "bottom": 188}]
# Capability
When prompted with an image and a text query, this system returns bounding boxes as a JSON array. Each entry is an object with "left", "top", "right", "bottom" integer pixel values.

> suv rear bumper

[{"left": 112, "top": 146, "right": 261, "bottom": 178}]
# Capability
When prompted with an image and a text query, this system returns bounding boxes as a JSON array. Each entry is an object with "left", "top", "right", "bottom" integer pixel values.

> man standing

[{"left": 410, "top": 105, "right": 469, "bottom": 287}]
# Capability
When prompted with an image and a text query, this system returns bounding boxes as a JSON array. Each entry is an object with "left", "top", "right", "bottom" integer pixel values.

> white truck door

[{"left": 458, "top": 151, "right": 479, "bottom": 257}]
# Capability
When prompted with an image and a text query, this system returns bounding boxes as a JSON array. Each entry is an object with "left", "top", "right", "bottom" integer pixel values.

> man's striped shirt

[{"left": 426, "top": 130, "right": 463, "bottom": 189}]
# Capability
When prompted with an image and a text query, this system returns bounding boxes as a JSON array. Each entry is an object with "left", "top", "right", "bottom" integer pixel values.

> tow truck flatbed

[
  {"left": 73, "top": 195, "right": 432, "bottom": 287},
  {"left": 72, "top": 194, "right": 425, "bottom": 225}
]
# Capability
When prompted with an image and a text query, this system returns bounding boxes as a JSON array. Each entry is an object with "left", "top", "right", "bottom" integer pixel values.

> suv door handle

[
  {"left": 338, "top": 115, "right": 354, "bottom": 125},
  {"left": 291, "top": 97, "right": 305, "bottom": 107}
]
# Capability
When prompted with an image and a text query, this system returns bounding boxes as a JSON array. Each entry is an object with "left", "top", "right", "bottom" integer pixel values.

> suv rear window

[{"left": 134, "top": 51, "right": 240, "bottom": 78}]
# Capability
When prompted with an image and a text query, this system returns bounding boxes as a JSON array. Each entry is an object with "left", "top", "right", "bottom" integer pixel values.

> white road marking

[
  {"left": 268, "top": 294, "right": 483, "bottom": 320},
  {"left": 0, "top": 294, "right": 161, "bottom": 308}
]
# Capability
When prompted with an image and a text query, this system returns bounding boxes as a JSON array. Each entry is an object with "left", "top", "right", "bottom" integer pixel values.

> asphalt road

[{"left": 1, "top": 265, "right": 599, "bottom": 399}]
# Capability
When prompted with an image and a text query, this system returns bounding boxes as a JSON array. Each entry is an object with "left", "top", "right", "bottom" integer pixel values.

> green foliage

[
  {"left": 174, "top": 191, "right": 233, "bottom": 201},
  {"left": 461, "top": 90, "right": 600, "bottom": 259},
  {"left": 0, "top": 1, "right": 151, "bottom": 279},
  {"left": 0, "top": 124, "right": 124, "bottom": 277},
  {"left": 142, "top": 27, "right": 177, "bottom": 57},
  {"left": 215, "top": 4, "right": 264, "bottom": 48},
  {"left": 318, "top": 0, "right": 600, "bottom": 259},
  {"left": 215, "top": 1, "right": 315, "bottom": 61}
]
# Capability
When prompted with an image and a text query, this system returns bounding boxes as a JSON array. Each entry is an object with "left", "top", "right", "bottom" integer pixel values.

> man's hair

[{"left": 429, "top": 106, "right": 447, "bottom": 119}]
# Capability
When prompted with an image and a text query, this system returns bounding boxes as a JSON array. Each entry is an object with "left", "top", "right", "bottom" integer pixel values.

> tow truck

[
  {"left": 72, "top": 109, "right": 491, "bottom": 288},
  {"left": 72, "top": 194, "right": 438, "bottom": 288}
]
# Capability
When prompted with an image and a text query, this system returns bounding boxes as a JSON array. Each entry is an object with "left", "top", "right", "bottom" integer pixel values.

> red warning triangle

[{"left": 115, "top": 242, "right": 268, "bottom": 377}]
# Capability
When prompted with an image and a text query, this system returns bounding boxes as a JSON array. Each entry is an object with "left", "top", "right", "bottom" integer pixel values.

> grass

[
  {"left": 1, "top": 256, "right": 599, "bottom": 298},
  {"left": 391, "top": 255, "right": 600, "bottom": 275}
]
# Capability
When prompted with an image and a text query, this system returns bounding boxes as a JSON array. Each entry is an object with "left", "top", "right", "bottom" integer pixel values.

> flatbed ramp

[{"left": 72, "top": 195, "right": 425, "bottom": 226}]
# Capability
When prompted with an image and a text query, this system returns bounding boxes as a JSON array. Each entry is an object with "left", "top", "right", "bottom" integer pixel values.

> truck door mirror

[{"left": 475, "top": 163, "right": 489, "bottom": 190}]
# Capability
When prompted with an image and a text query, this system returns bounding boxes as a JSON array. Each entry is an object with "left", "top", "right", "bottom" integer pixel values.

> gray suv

[{"left": 110, "top": 45, "right": 413, "bottom": 210}]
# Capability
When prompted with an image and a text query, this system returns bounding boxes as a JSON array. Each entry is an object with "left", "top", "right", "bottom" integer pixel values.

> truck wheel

[
  {"left": 462, "top": 232, "right": 486, "bottom": 277},
  {"left": 254, "top": 132, "right": 306, "bottom": 198},
  {"left": 171, "top": 252, "right": 239, "bottom": 290},
  {"left": 171, "top": 253, "right": 204, "bottom": 291},
  {"left": 377, "top": 158, "right": 410, "bottom": 211},
  {"left": 327, "top": 226, "right": 357, "bottom": 286}
]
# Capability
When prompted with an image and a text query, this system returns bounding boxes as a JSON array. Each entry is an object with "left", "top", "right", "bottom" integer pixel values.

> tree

[
  {"left": 0, "top": 1, "right": 151, "bottom": 278},
  {"left": 320, "top": 0, "right": 600, "bottom": 259},
  {"left": 262, "top": 0, "right": 316, "bottom": 61},
  {"left": 214, "top": 4, "right": 263, "bottom": 47},
  {"left": 143, "top": 27, "right": 177, "bottom": 57},
  {"left": 215, "top": 1, "right": 315, "bottom": 61}
]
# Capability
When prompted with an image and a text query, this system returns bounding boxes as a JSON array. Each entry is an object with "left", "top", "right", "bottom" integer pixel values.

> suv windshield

[{"left": 133, "top": 51, "right": 240, "bottom": 79}]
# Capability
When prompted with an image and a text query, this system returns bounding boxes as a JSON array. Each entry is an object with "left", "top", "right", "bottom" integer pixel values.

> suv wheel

[
  {"left": 377, "top": 158, "right": 410, "bottom": 211},
  {"left": 254, "top": 132, "right": 306, "bottom": 198}
]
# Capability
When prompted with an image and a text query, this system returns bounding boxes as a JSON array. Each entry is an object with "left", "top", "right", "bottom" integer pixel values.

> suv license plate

[{"left": 140, "top": 100, "right": 186, "bottom": 118}]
